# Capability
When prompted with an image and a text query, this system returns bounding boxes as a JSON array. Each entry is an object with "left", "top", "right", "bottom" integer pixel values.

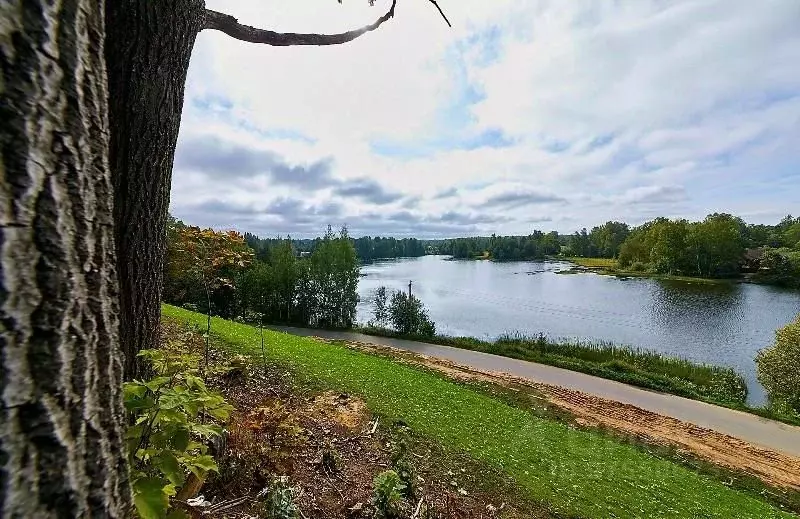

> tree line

[
  {"left": 615, "top": 214, "right": 800, "bottom": 283},
  {"left": 425, "top": 214, "right": 800, "bottom": 286},
  {"left": 435, "top": 231, "right": 562, "bottom": 260},
  {"left": 166, "top": 218, "right": 360, "bottom": 329},
  {"left": 244, "top": 232, "right": 426, "bottom": 263}
]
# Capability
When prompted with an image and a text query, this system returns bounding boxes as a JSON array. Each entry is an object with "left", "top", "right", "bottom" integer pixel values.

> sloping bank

[
  {"left": 163, "top": 305, "right": 793, "bottom": 519},
  {"left": 356, "top": 325, "right": 750, "bottom": 409}
]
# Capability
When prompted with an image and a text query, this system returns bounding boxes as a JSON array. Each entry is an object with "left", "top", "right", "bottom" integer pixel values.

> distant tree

[
  {"left": 569, "top": 228, "right": 596, "bottom": 257},
  {"left": 589, "top": 221, "right": 630, "bottom": 258},
  {"left": 783, "top": 222, "right": 800, "bottom": 250},
  {"left": 270, "top": 239, "right": 298, "bottom": 322},
  {"left": 310, "top": 226, "right": 360, "bottom": 328},
  {"left": 756, "top": 315, "right": 800, "bottom": 415},
  {"left": 389, "top": 291, "right": 436, "bottom": 337},
  {"left": 170, "top": 227, "right": 254, "bottom": 369},
  {"left": 756, "top": 249, "right": 800, "bottom": 288},
  {"left": 240, "top": 262, "right": 275, "bottom": 318},
  {"left": 695, "top": 214, "right": 744, "bottom": 277},
  {"left": 372, "top": 286, "right": 390, "bottom": 327}
]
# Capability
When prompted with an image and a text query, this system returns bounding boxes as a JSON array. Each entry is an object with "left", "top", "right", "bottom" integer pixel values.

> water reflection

[{"left": 357, "top": 256, "right": 800, "bottom": 405}]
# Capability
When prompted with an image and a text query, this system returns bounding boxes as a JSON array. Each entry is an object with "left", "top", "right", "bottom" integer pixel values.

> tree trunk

[
  {"left": 105, "top": 0, "right": 206, "bottom": 380},
  {"left": 0, "top": 0, "right": 131, "bottom": 516}
]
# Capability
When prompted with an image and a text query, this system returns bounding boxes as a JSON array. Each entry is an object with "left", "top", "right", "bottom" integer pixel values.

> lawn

[
  {"left": 565, "top": 257, "right": 618, "bottom": 268},
  {"left": 163, "top": 305, "right": 793, "bottom": 519}
]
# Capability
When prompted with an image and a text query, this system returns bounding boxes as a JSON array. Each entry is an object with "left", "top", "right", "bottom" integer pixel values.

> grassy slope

[
  {"left": 163, "top": 305, "right": 793, "bottom": 519},
  {"left": 355, "top": 326, "right": 749, "bottom": 406}
]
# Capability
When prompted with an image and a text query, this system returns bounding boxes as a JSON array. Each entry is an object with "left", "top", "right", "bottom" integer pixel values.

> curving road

[{"left": 271, "top": 326, "right": 800, "bottom": 458}]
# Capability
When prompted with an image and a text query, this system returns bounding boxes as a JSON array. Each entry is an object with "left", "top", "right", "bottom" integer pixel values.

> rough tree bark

[
  {"left": 0, "top": 0, "right": 131, "bottom": 516},
  {"left": 105, "top": 0, "right": 206, "bottom": 380}
]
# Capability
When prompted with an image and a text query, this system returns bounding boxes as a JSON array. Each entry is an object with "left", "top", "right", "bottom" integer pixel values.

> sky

[{"left": 171, "top": 0, "right": 800, "bottom": 238}]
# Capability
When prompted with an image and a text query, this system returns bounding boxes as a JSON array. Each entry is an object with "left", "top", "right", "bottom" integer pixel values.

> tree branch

[
  {"left": 203, "top": 0, "right": 398, "bottom": 46},
  {"left": 427, "top": 0, "right": 452, "bottom": 28}
]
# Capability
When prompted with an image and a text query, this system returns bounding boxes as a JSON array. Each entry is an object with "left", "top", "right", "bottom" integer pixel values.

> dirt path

[{"left": 299, "top": 333, "right": 800, "bottom": 493}]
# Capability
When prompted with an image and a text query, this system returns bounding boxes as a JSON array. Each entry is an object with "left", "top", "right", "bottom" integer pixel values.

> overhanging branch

[
  {"left": 203, "top": 0, "right": 398, "bottom": 46},
  {"left": 428, "top": 0, "right": 451, "bottom": 28}
]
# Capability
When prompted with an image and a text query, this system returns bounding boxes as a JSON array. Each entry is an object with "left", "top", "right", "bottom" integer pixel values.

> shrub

[
  {"left": 124, "top": 349, "right": 233, "bottom": 519},
  {"left": 756, "top": 315, "right": 800, "bottom": 414},
  {"left": 390, "top": 429, "right": 415, "bottom": 498},
  {"left": 388, "top": 291, "right": 436, "bottom": 337},
  {"left": 265, "top": 477, "right": 300, "bottom": 519},
  {"left": 629, "top": 261, "right": 648, "bottom": 272},
  {"left": 372, "top": 470, "right": 405, "bottom": 519}
]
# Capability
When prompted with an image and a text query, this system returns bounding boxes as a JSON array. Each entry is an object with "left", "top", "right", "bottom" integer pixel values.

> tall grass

[{"left": 357, "top": 327, "right": 749, "bottom": 405}]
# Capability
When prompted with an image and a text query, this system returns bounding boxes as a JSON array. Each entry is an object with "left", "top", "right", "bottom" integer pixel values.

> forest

[{"left": 427, "top": 214, "right": 800, "bottom": 286}]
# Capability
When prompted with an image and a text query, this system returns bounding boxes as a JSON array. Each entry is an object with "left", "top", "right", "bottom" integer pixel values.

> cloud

[
  {"left": 333, "top": 178, "right": 404, "bottom": 204},
  {"left": 480, "top": 191, "right": 567, "bottom": 209},
  {"left": 169, "top": 0, "right": 799, "bottom": 237},
  {"left": 174, "top": 136, "right": 335, "bottom": 190},
  {"left": 433, "top": 187, "right": 459, "bottom": 199},
  {"left": 619, "top": 185, "right": 689, "bottom": 205}
]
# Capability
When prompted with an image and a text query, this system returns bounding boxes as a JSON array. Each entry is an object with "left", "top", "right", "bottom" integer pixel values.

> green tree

[
  {"left": 372, "top": 286, "right": 390, "bottom": 327},
  {"left": 310, "top": 226, "right": 360, "bottom": 328},
  {"left": 695, "top": 214, "right": 744, "bottom": 277},
  {"left": 271, "top": 239, "right": 298, "bottom": 322},
  {"left": 590, "top": 221, "right": 630, "bottom": 258},
  {"left": 389, "top": 291, "right": 436, "bottom": 337},
  {"left": 783, "top": 222, "right": 800, "bottom": 249},
  {"left": 756, "top": 315, "right": 800, "bottom": 415}
]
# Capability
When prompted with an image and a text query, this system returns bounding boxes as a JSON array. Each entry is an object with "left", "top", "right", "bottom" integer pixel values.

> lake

[{"left": 356, "top": 255, "right": 800, "bottom": 405}]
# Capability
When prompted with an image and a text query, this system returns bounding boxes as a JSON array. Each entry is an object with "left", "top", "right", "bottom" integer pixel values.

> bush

[
  {"left": 389, "top": 291, "right": 436, "bottom": 337},
  {"left": 372, "top": 470, "right": 405, "bottom": 519},
  {"left": 756, "top": 315, "right": 800, "bottom": 414},
  {"left": 124, "top": 348, "right": 233, "bottom": 519},
  {"left": 629, "top": 261, "right": 648, "bottom": 272}
]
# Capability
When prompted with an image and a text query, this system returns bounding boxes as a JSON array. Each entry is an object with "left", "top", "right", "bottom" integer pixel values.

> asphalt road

[{"left": 271, "top": 326, "right": 800, "bottom": 457}]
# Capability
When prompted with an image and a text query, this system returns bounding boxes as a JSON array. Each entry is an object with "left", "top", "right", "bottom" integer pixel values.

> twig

[
  {"left": 323, "top": 470, "right": 346, "bottom": 503},
  {"left": 412, "top": 497, "right": 424, "bottom": 519},
  {"left": 205, "top": 495, "right": 251, "bottom": 514},
  {"left": 369, "top": 417, "right": 379, "bottom": 435},
  {"left": 427, "top": 0, "right": 452, "bottom": 27}
]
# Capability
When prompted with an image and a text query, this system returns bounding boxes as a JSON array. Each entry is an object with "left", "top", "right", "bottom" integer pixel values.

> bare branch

[
  {"left": 203, "top": 0, "right": 398, "bottom": 46},
  {"left": 428, "top": 0, "right": 452, "bottom": 28}
]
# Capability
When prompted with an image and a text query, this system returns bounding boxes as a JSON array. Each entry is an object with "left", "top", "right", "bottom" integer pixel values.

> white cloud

[{"left": 172, "top": 0, "right": 800, "bottom": 237}]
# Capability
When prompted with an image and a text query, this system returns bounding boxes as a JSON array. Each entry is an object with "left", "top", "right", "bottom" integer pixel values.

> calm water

[{"left": 356, "top": 256, "right": 800, "bottom": 405}]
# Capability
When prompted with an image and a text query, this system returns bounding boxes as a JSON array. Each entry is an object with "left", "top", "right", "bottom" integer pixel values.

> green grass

[
  {"left": 562, "top": 257, "right": 733, "bottom": 285},
  {"left": 356, "top": 326, "right": 748, "bottom": 406},
  {"left": 565, "top": 257, "right": 618, "bottom": 268},
  {"left": 164, "top": 304, "right": 794, "bottom": 519}
]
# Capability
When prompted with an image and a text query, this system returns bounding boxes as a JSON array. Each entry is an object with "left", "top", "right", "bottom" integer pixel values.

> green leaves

[
  {"left": 127, "top": 348, "right": 233, "bottom": 519},
  {"left": 133, "top": 477, "right": 174, "bottom": 519},
  {"left": 372, "top": 470, "right": 405, "bottom": 519}
]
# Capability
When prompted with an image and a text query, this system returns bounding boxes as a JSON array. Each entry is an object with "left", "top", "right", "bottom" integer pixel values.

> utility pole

[{"left": 408, "top": 280, "right": 413, "bottom": 298}]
